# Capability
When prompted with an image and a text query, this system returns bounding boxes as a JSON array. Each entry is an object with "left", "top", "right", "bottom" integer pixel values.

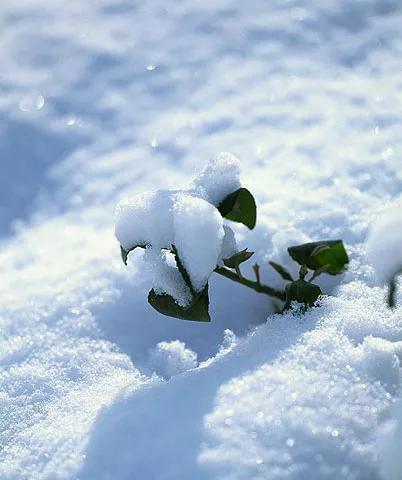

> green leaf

[
  {"left": 224, "top": 249, "right": 254, "bottom": 269},
  {"left": 288, "top": 240, "right": 349, "bottom": 275},
  {"left": 148, "top": 286, "right": 211, "bottom": 322},
  {"left": 120, "top": 244, "right": 146, "bottom": 265},
  {"left": 218, "top": 188, "right": 257, "bottom": 229},
  {"left": 269, "top": 261, "right": 293, "bottom": 281},
  {"left": 387, "top": 268, "right": 402, "bottom": 308},
  {"left": 388, "top": 278, "right": 397, "bottom": 308},
  {"left": 284, "top": 279, "right": 322, "bottom": 309}
]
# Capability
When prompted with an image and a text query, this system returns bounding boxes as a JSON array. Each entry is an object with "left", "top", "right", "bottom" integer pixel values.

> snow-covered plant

[
  {"left": 367, "top": 199, "right": 402, "bottom": 308},
  {"left": 115, "top": 153, "right": 349, "bottom": 321}
]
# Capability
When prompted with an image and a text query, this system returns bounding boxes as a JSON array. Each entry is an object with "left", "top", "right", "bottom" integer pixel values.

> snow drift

[{"left": 1, "top": 0, "right": 402, "bottom": 479}]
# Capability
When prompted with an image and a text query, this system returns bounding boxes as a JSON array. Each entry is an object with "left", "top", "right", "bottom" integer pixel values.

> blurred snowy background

[{"left": 1, "top": 0, "right": 402, "bottom": 479}]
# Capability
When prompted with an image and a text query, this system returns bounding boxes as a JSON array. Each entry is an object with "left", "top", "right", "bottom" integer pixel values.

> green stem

[{"left": 215, "top": 266, "right": 286, "bottom": 301}]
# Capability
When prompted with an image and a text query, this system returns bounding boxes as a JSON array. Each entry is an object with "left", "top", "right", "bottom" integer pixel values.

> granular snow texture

[{"left": 1, "top": 0, "right": 402, "bottom": 479}]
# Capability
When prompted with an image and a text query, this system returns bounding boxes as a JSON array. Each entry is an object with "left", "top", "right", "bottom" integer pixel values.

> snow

[
  {"left": 367, "top": 198, "right": 402, "bottom": 284},
  {"left": 218, "top": 225, "right": 238, "bottom": 266},
  {"left": 148, "top": 340, "right": 198, "bottom": 379},
  {"left": 190, "top": 152, "right": 241, "bottom": 206},
  {"left": 142, "top": 247, "right": 193, "bottom": 307},
  {"left": 115, "top": 190, "right": 175, "bottom": 252},
  {"left": 74, "top": 283, "right": 402, "bottom": 480},
  {"left": 173, "top": 192, "right": 224, "bottom": 292},
  {"left": 2, "top": 0, "right": 402, "bottom": 478}
]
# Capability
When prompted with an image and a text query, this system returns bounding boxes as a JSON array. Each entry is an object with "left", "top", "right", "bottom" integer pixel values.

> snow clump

[
  {"left": 148, "top": 340, "right": 198, "bottom": 379},
  {"left": 189, "top": 151, "right": 241, "bottom": 205}
]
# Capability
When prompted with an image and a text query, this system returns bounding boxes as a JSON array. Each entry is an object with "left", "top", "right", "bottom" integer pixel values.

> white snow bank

[
  {"left": 367, "top": 198, "right": 402, "bottom": 284},
  {"left": 2, "top": 0, "right": 402, "bottom": 478},
  {"left": 76, "top": 282, "right": 402, "bottom": 480},
  {"left": 115, "top": 154, "right": 242, "bottom": 301}
]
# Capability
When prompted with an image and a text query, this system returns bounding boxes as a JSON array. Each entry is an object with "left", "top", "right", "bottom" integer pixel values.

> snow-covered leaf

[
  {"left": 148, "top": 286, "right": 211, "bottom": 322},
  {"left": 217, "top": 188, "right": 257, "bottom": 229}
]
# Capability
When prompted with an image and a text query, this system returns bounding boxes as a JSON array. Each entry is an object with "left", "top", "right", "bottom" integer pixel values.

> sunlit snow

[{"left": 1, "top": 0, "right": 402, "bottom": 479}]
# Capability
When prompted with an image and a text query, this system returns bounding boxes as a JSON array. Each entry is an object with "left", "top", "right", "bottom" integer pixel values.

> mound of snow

[
  {"left": 76, "top": 283, "right": 402, "bottom": 480},
  {"left": 148, "top": 340, "right": 198, "bottom": 379}
]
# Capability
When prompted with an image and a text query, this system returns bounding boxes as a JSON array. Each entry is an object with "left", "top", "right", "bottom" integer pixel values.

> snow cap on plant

[
  {"left": 115, "top": 153, "right": 258, "bottom": 321},
  {"left": 190, "top": 151, "right": 241, "bottom": 206}
]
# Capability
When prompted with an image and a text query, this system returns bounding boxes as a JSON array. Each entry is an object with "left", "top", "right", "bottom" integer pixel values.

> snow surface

[
  {"left": 1, "top": 0, "right": 402, "bottom": 479},
  {"left": 148, "top": 340, "right": 198, "bottom": 379}
]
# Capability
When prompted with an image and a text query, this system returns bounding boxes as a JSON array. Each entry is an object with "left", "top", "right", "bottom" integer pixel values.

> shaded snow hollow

[{"left": 1, "top": 0, "right": 402, "bottom": 479}]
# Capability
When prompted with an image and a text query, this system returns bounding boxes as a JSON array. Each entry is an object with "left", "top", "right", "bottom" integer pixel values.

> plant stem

[{"left": 214, "top": 266, "right": 286, "bottom": 301}]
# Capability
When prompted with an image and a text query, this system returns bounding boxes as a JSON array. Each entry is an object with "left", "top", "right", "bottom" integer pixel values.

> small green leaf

[
  {"left": 224, "top": 249, "right": 254, "bottom": 269},
  {"left": 284, "top": 279, "right": 322, "bottom": 309},
  {"left": 387, "top": 269, "right": 402, "bottom": 308},
  {"left": 269, "top": 261, "right": 294, "bottom": 281},
  {"left": 388, "top": 278, "right": 397, "bottom": 308},
  {"left": 218, "top": 188, "right": 257, "bottom": 229},
  {"left": 148, "top": 286, "right": 211, "bottom": 322},
  {"left": 288, "top": 240, "right": 348, "bottom": 275},
  {"left": 120, "top": 244, "right": 146, "bottom": 265}
]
